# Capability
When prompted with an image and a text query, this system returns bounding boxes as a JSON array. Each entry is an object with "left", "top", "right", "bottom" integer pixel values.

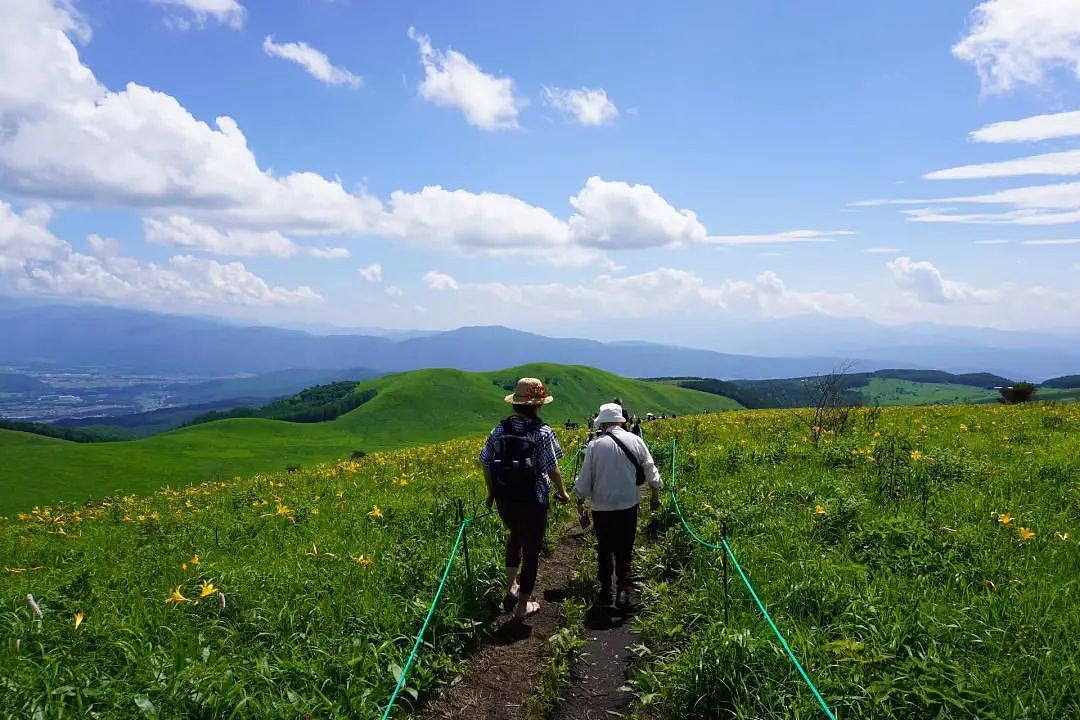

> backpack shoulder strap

[{"left": 605, "top": 430, "right": 643, "bottom": 474}]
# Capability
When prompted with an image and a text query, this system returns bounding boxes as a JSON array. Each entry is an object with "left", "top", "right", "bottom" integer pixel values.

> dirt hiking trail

[{"left": 416, "top": 523, "right": 585, "bottom": 720}]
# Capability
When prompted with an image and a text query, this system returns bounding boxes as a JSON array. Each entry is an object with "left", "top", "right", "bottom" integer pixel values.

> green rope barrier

[
  {"left": 667, "top": 438, "right": 837, "bottom": 720},
  {"left": 380, "top": 519, "right": 470, "bottom": 720}
]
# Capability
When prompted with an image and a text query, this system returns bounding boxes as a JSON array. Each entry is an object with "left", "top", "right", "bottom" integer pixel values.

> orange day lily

[
  {"left": 1018, "top": 527, "right": 1036, "bottom": 542},
  {"left": 998, "top": 512, "right": 1013, "bottom": 527}
]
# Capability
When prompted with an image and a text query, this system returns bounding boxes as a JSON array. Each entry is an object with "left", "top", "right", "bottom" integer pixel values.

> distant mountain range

[{"left": 1, "top": 301, "right": 1077, "bottom": 381}]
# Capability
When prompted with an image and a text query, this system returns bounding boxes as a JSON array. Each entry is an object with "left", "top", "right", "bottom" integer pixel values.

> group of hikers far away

[{"left": 480, "top": 377, "right": 663, "bottom": 619}]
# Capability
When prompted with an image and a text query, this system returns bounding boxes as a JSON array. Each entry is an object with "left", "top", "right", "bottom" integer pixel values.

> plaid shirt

[{"left": 479, "top": 416, "right": 563, "bottom": 504}]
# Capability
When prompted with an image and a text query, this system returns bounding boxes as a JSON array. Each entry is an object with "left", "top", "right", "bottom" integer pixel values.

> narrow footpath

[
  {"left": 549, "top": 604, "right": 637, "bottom": 720},
  {"left": 417, "top": 521, "right": 644, "bottom": 719},
  {"left": 416, "top": 522, "right": 586, "bottom": 720}
]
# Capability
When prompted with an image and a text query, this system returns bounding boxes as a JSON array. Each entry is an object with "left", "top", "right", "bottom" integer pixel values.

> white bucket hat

[{"left": 595, "top": 402, "right": 625, "bottom": 425}]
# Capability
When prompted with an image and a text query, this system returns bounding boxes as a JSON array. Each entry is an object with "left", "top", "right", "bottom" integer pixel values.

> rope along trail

[
  {"left": 379, "top": 445, "right": 584, "bottom": 720},
  {"left": 666, "top": 437, "right": 837, "bottom": 720}
]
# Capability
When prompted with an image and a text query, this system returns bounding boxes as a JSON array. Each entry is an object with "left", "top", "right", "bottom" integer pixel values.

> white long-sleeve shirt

[{"left": 573, "top": 427, "right": 663, "bottom": 511}]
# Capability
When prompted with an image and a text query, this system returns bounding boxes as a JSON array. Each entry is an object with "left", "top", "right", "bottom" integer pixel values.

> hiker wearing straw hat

[
  {"left": 479, "top": 377, "right": 571, "bottom": 619},
  {"left": 574, "top": 402, "right": 663, "bottom": 611}
]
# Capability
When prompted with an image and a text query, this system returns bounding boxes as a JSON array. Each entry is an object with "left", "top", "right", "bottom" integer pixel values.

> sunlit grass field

[
  {"left": 2, "top": 402, "right": 1077, "bottom": 719},
  {"left": 0, "top": 364, "right": 736, "bottom": 514},
  {"left": 0, "top": 433, "right": 590, "bottom": 718},
  {"left": 634, "top": 403, "right": 1079, "bottom": 719}
]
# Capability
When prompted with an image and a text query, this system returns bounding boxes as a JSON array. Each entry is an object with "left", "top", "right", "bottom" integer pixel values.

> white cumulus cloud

[
  {"left": 0, "top": 201, "right": 318, "bottom": 310},
  {"left": 568, "top": 177, "right": 706, "bottom": 249},
  {"left": 263, "top": 36, "right": 363, "bottom": 88},
  {"left": 887, "top": 257, "right": 998, "bottom": 304},
  {"left": 0, "top": 1, "right": 382, "bottom": 239},
  {"left": 542, "top": 86, "right": 618, "bottom": 126},
  {"left": 408, "top": 27, "right": 522, "bottom": 131},
  {"left": 422, "top": 270, "right": 459, "bottom": 291},
  {"left": 953, "top": 0, "right": 1080, "bottom": 94},
  {"left": 144, "top": 216, "right": 299, "bottom": 257}
]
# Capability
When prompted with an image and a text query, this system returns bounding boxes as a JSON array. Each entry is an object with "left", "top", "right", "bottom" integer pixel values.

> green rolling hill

[{"left": 0, "top": 363, "right": 737, "bottom": 513}]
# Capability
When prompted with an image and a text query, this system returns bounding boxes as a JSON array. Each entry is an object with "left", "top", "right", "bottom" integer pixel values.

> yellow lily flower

[
  {"left": 353, "top": 554, "right": 375, "bottom": 567},
  {"left": 165, "top": 586, "right": 189, "bottom": 604},
  {"left": 1018, "top": 527, "right": 1036, "bottom": 542},
  {"left": 199, "top": 580, "right": 217, "bottom": 598},
  {"left": 368, "top": 505, "right": 383, "bottom": 519},
  {"left": 814, "top": 504, "right": 826, "bottom": 516},
  {"left": 998, "top": 512, "right": 1013, "bottom": 527},
  {"left": 189, "top": 554, "right": 200, "bottom": 566},
  {"left": 74, "top": 611, "right": 84, "bottom": 630},
  {"left": 1056, "top": 531, "right": 1070, "bottom": 540}
]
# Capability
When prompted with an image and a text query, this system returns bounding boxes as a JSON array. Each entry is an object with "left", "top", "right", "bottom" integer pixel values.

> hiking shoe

[{"left": 615, "top": 589, "right": 635, "bottom": 613}]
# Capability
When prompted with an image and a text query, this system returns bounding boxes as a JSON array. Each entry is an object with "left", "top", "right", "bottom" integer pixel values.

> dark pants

[
  {"left": 592, "top": 504, "right": 639, "bottom": 592},
  {"left": 496, "top": 499, "right": 549, "bottom": 595}
]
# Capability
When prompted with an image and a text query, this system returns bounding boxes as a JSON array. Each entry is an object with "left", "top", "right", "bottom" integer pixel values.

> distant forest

[{"left": 185, "top": 381, "right": 375, "bottom": 426}]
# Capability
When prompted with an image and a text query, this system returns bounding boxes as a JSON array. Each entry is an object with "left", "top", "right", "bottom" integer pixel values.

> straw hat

[{"left": 505, "top": 377, "right": 554, "bottom": 405}]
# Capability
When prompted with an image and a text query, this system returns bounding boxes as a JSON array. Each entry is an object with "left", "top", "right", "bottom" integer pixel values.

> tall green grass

[
  {"left": 633, "top": 404, "right": 1080, "bottom": 718},
  {"left": 0, "top": 432, "right": 585, "bottom": 718}
]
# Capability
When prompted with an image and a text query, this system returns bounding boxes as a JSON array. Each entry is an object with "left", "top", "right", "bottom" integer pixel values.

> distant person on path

[
  {"left": 574, "top": 403, "right": 663, "bottom": 610},
  {"left": 480, "top": 378, "right": 571, "bottom": 619}
]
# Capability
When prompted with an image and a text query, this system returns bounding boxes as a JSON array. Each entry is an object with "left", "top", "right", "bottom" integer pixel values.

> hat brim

[{"left": 505, "top": 393, "right": 554, "bottom": 405}]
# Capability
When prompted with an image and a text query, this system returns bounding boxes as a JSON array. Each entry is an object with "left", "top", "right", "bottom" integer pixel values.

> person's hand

[
  {"left": 555, "top": 489, "right": 571, "bottom": 504},
  {"left": 485, "top": 495, "right": 495, "bottom": 511}
]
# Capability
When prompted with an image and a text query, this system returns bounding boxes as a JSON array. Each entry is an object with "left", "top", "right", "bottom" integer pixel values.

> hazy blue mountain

[{"left": 1, "top": 302, "right": 1077, "bottom": 381}]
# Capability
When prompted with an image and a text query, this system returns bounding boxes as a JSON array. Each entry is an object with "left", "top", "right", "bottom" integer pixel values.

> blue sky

[{"left": 2, "top": 0, "right": 1080, "bottom": 346}]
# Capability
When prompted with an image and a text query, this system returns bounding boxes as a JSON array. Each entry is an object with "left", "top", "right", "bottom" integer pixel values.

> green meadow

[
  {"left": 2, "top": 401, "right": 1077, "bottom": 718},
  {"left": 0, "top": 364, "right": 738, "bottom": 514}
]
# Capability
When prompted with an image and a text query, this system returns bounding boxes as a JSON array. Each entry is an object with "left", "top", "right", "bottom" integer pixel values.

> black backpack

[{"left": 491, "top": 418, "right": 545, "bottom": 501}]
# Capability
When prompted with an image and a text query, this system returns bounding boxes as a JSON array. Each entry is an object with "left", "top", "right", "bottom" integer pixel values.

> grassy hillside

[
  {"left": 674, "top": 369, "right": 1014, "bottom": 409},
  {"left": 0, "top": 364, "right": 736, "bottom": 513},
  {"left": 1, "top": 404, "right": 1076, "bottom": 718},
  {"left": 857, "top": 378, "right": 998, "bottom": 405}
]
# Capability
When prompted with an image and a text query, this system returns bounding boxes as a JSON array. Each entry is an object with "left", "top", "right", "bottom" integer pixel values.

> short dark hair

[{"left": 512, "top": 403, "right": 540, "bottom": 418}]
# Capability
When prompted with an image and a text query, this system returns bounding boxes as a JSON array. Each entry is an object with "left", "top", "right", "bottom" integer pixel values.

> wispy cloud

[
  {"left": 925, "top": 149, "right": 1080, "bottom": 180},
  {"left": 971, "top": 110, "right": 1080, "bottom": 143},
  {"left": 704, "top": 230, "right": 853, "bottom": 246},
  {"left": 263, "top": 36, "right": 362, "bottom": 88},
  {"left": 148, "top": 0, "right": 245, "bottom": 29},
  {"left": 358, "top": 263, "right": 383, "bottom": 282},
  {"left": 863, "top": 247, "right": 902, "bottom": 254},
  {"left": 542, "top": 87, "right": 618, "bottom": 126}
]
